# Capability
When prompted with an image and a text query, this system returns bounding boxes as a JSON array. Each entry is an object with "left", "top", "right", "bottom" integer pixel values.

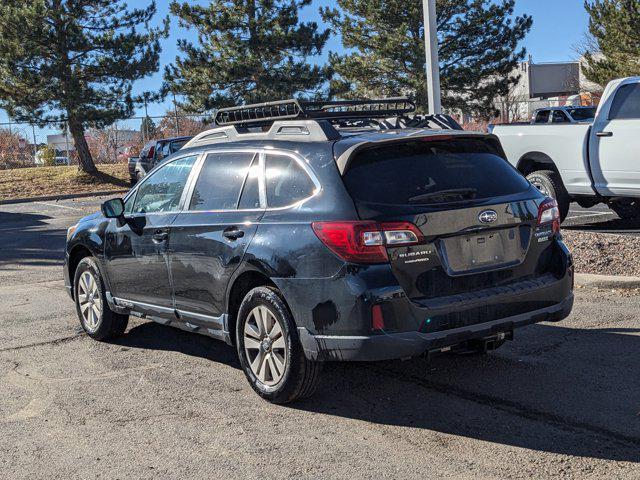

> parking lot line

[
  {"left": 567, "top": 211, "right": 614, "bottom": 220},
  {"left": 32, "top": 201, "right": 83, "bottom": 212}
]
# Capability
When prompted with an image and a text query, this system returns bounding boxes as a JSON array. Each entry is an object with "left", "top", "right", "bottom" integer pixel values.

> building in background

[
  {"left": 46, "top": 128, "right": 139, "bottom": 165},
  {"left": 492, "top": 57, "right": 604, "bottom": 124}
]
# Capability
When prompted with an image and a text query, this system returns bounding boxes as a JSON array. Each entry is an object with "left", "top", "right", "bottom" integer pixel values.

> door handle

[
  {"left": 596, "top": 131, "right": 613, "bottom": 137},
  {"left": 152, "top": 230, "right": 169, "bottom": 244},
  {"left": 223, "top": 227, "right": 245, "bottom": 240}
]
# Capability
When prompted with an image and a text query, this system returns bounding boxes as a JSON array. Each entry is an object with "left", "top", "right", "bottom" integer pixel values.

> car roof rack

[
  {"left": 214, "top": 98, "right": 416, "bottom": 126},
  {"left": 182, "top": 98, "right": 464, "bottom": 149}
]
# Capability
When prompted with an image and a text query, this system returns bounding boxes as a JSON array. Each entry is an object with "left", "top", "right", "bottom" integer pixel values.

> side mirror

[{"left": 101, "top": 198, "right": 125, "bottom": 219}]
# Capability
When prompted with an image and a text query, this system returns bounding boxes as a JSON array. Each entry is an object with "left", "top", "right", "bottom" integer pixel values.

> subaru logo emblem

[{"left": 478, "top": 210, "right": 498, "bottom": 224}]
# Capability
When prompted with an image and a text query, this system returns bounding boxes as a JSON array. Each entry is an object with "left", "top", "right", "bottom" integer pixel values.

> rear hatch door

[{"left": 340, "top": 135, "right": 550, "bottom": 300}]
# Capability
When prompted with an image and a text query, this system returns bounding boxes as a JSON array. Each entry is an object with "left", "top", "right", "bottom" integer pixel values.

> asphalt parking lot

[{"left": 1, "top": 196, "right": 639, "bottom": 479}]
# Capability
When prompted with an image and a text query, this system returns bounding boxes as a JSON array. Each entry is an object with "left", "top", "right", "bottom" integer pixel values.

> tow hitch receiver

[{"left": 426, "top": 330, "right": 514, "bottom": 359}]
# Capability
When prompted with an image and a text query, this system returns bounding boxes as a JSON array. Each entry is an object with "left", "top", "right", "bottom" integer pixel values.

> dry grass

[{"left": 0, "top": 163, "right": 129, "bottom": 201}]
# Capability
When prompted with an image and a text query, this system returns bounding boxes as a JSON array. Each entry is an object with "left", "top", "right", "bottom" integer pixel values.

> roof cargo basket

[{"left": 215, "top": 98, "right": 416, "bottom": 126}]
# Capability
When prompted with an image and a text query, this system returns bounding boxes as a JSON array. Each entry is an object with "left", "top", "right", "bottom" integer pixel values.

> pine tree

[
  {"left": 322, "top": 0, "right": 532, "bottom": 118},
  {"left": 141, "top": 116, "right": 158, "bottom": 142},
  {"left": 165, "top": 0, "right": 331, "bottom": 111},
  {"left": 0, "top": 1, "right": 168, "bottom": 174},
  {"left": 583, "top": 0, "right": 640, "bottom": 87}
]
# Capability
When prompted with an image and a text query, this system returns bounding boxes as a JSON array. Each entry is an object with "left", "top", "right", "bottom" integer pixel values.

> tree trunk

[{"left": 68, "top": 117, "right": 97, "bottom": 174}]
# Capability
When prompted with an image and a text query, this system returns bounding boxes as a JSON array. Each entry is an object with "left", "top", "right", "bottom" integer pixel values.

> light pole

[{"left": 422, "top": 0, "right": 442, "bottom": 114}]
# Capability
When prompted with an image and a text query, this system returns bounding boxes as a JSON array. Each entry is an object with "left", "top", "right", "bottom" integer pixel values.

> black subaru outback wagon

[{"left": 64, "top": 99, "right": 574, "bottom": 403}]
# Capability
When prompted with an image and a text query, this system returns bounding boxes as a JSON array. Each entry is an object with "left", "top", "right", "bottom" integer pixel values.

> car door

[
  {"left": 104, "top": 154, "right": 199, "bottom": 316},
  {"left": 590, "top": 79, "right": 640, "bottom": 195},
  {"left": 169, "top": 150, "right": 264, "bottom": 331}
]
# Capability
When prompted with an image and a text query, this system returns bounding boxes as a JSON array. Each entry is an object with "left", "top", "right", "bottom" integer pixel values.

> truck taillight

[
  {"left": 537, "top": 198, "right": 560, "bottom": 233},
  {"left": 312, "top": 221, "right": 423, "bottom": 264}
]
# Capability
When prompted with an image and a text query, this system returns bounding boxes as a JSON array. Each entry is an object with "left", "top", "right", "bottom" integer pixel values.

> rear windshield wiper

[{"left": 407, "top": 188, "right": 478, "bottom": 204}]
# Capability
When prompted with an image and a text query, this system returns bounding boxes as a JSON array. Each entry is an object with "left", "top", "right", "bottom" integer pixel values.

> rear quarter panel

[{"left": 235, "top": 142, "right": 364, "bottom": 333}]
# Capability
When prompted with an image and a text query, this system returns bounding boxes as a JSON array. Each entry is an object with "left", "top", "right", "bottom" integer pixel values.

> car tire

[
  {"left": 236, "top": 286, "right": 322, "bottom": 404},
  {"left": 74, "top": 257, "right": 129, "bottom": 341},
  {"left": 526, "top": 170, "right": 570, "bottom": 222},
  {"left": 610, "top": 200, "right": 640, "bottom": 220}
]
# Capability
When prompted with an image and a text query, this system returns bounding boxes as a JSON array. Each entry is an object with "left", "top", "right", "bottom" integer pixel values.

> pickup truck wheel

[
  {"left": 610, "top": 200, "right": 640, "bottom": 220},
  {"left": 526, "top": 170, "right": 570, "bottom": 222},
  {"left": 236, "top": 286, "right": 322, "bottom": 404}
]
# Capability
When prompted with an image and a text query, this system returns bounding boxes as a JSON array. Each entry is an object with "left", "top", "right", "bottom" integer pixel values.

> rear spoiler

[{"left": 335, "top": 132, "right": 507, "bottom": 174}]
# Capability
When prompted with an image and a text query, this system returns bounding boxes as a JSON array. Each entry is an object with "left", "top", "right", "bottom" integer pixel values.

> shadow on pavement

[
  {"left": 289, "top": 322, "right": 640, "bottom": 464},
  {"left": 106, "top": 316, "right": 640, "bottom": 463},
  {"left": 112, "top": 321, "right": 240, "bottom": 369},
  {"left": 0, "top": 211, "right": 66, "bottom": 266}
]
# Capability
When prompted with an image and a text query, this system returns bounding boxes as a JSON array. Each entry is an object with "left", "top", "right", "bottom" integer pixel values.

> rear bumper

[{"left": 299, "top": 293, "right": 573, "bottom": 362}]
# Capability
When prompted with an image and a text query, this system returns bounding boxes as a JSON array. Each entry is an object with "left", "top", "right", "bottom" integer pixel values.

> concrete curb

[
  {"left": 575, "top": 273, "right": 640, "bottom": 290},
  {"left": 0, "top": 190, "right": 128, "bottom": 206}
]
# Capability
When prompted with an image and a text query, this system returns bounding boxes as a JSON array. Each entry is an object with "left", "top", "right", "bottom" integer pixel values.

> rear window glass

[{"left": 343, "top": 139, "right": 530, "bottom": 205}]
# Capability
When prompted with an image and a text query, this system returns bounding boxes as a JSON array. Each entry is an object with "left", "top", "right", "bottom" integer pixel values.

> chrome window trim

[{"left": 258, "top": 152, "right": 267, "bottom": 208}]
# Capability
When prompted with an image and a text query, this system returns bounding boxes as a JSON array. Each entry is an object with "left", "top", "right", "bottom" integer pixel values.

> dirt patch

[
  {"left": 562, "top": 230, "right": 640, "bottom": 276},
  {"left": 0, "top": 163, "right": 129, "bottom": 201}
]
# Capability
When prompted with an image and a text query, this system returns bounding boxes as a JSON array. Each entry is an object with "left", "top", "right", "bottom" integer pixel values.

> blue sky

[
  {"left": 140, "top": 0, "right": 590, "bottom": 116},
  {"left": 1, "top": 0, "right": 590, "bottom": 130}
]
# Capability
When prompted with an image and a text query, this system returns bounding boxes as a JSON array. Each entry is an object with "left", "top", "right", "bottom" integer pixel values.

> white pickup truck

[{"left": 491, "top": 76, "right": 640, "bottom": 221}]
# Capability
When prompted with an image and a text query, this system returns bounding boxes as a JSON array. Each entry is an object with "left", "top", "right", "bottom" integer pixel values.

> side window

[
  {"left": 265, "top": 154, "right": 316, "bottom": 208},
  {"left": 170, "top": 139, "right": 189, "bottom": 153},
  {"left": 124, "top": 194, "right": 134, "bottom": 215},
  {"left": 534, "top": 110, "right": 550, "bottom": 123},
  {"left": 132, "top": 155, "right": 197, "bottom": 214},
  {"left": 552, "top": 110, "right": 569, "bottom": 123},
  {"left": 162, "top": 142, "right": 172, "bottom": 157},
  {"left": 155, "top": 142, "right": 166, "bottom": 162},
  {"left": 189, "top": 152, "right": 256, "bottom": 211},
  {"left": 609, "top": 83, "right": 640, "bottom": 120}
]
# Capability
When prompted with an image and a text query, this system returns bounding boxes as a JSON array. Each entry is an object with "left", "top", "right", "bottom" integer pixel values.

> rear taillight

[
  {"left": 312, "top": 221, "right": 423, "bottom": 264},
  {"left": 537, "top": 198, "right": 560, "bottom": 233}
]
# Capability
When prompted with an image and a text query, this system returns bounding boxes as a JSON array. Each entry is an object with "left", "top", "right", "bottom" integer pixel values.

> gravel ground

[{"left": 562, "top": 230, "right": 640, "bottom": 276}]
